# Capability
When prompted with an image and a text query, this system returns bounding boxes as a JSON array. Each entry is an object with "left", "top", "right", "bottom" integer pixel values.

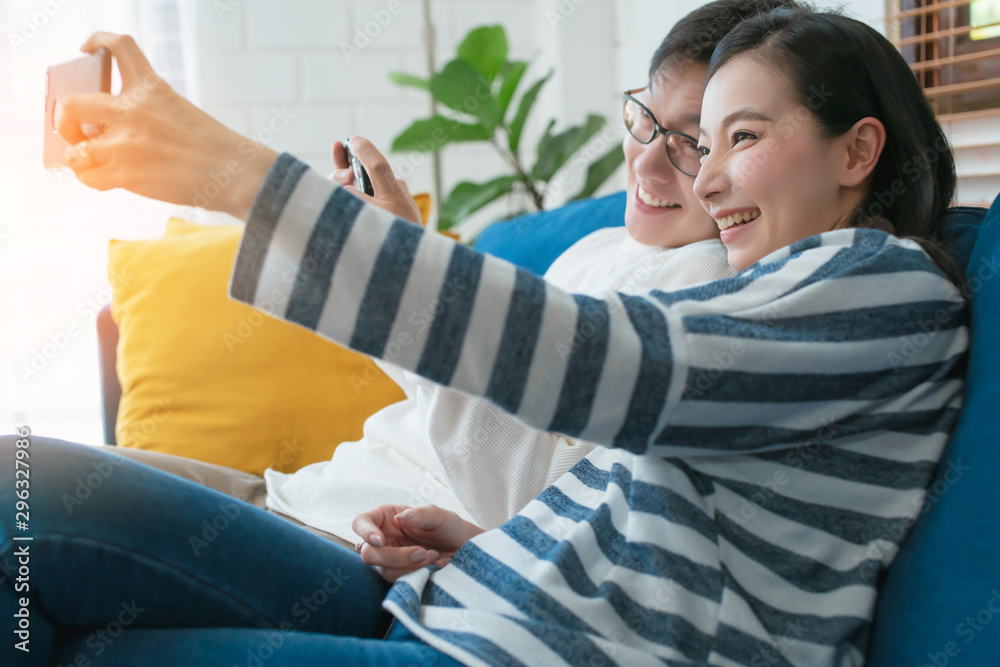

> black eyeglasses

[{"left": 623, "top": 89, "right": 702, "bottom": 177}]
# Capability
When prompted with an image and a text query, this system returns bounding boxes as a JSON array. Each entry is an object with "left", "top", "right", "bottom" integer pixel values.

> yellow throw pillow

[{"left": 108, "top": 218, "right": 405, "bottom": 475}]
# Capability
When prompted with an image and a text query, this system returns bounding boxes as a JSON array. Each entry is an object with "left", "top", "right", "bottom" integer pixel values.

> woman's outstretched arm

[
  {"left": 230, "top": 153, "right": 968, "bottom": 458},
  {"left": 60, "top": 34, "right": 968, "bottom": 458}
]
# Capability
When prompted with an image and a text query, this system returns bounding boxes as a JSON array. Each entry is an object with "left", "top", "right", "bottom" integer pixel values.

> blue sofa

[{"left": 477, "top": 191, "right": 1000, "bottom": 665}]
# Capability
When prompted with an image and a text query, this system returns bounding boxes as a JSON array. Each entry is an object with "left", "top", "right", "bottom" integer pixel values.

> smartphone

[
  {"left": 343, "top": 139, "right": 374, "bottom": 196},
  {"left": 44, "top": 48, "right": 112, "bottom": 170}
]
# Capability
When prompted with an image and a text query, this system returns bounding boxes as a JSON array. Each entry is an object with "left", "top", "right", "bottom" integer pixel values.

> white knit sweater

[{"left": 263, "top": 228, "right": 735, "bottom": 542}]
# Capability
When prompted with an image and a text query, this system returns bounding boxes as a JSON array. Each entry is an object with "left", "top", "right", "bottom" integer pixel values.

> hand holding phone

[
  {"left": 342, "top": 138, "right": 375, "bottom": 196},
  {"left": 44, "top": 48, "right": 112, "bottom": 170}
]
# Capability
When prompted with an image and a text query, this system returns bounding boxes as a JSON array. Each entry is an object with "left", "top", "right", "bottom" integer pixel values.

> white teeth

[
  {"left": 716, "top": 209, "right": 760, "bottom": 230},
  {"left": 638, "top": 186, "right": 680, "bottom": 209}
]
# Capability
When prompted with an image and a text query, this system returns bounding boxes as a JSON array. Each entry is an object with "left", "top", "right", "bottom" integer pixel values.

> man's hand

[
  {"left": 352, "top": 504, "right": 484, "bottom": 583},
  {"left": 330, "top": 137, "right": 423, "bottom": 225}
]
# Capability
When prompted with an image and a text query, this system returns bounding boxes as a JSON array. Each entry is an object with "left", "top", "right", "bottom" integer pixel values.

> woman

[
  {"left": 1, "top": 7, "right": 966, "bottom": 667},
  {"left": 260, "top": 0, "right": 791, "bottom": 545}
]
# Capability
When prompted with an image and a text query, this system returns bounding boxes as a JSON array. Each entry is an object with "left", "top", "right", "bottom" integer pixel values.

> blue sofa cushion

[
  {"left": 474, "top": 191, "right": 626, "bottom": 275},
  {"left": 868, "top": 192, "right": 1000, "bottom": 666}
]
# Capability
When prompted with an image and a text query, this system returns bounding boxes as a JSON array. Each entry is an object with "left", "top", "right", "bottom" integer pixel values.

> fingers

[
  {"left": 80, "top": 33, "right": 155, "bottom": 89},
  {"left": 358, "top": 542, "right": 439, "bottom": 571},
  {"left": 394, "top": 505, "right": 448, "bottom": 532},
  {"left": 351, "top": 504, "right": 413, "bottom": 547},
  {"left": 57, "top": 93, "right": 118, "bottom": 145},
  {"left": 346, "top": 136, "right": 406, "bottom": 199},
  {"left": 351, "top": 512, "right": 386, "bottom": 547},
  {"left": 331, "top": 169, "right": 355, "bottom": 186},
  {"left": 331, "top": 140, "right": 349, "bottom": 170},
  {"left": 330, "top": 141, "right": 354, "bottom": 185}
]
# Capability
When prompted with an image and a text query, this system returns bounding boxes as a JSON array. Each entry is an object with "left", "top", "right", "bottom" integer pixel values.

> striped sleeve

[{"left": 229, "top": 155, "right": 968, "bottom": 456}]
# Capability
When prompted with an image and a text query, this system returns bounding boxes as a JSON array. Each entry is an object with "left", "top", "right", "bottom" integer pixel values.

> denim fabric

[{"left": 0, "top": 436, "right": 460, "bottom": 667}]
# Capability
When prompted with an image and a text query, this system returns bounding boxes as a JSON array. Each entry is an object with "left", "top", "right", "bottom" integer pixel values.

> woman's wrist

[{"left": 223, "top": 144, "right": 281, "bottom": 220}]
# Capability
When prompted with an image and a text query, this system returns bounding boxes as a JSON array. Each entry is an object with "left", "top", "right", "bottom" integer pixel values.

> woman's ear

[{"left": 840, "top": 117, "right": 886, "bottom": 188}]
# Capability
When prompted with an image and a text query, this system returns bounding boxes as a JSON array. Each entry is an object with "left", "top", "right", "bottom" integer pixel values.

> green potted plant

[{"left": 390, "top": 25, "right": 624, "bottom": 231}]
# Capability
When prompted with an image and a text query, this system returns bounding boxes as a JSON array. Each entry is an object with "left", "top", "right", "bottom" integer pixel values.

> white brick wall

[
  {"left": 187, "top": 0, "right": 997, "bottom": 231},
  {"left": 190, "top": 0, "right": 555, "bottom": 232}
]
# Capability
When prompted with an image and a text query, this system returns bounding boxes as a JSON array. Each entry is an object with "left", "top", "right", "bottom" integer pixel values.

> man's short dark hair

[{"left": 648, "top": 0, "right": 808, "bottom": 76}]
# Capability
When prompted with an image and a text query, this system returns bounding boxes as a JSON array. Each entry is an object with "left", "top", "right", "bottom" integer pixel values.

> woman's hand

[
  {"left": 329, "top": 137, "right": 423, "bottom": 225},
  {"left": 58, "top": 33, "right": 278, "bottom": 219},
  {"left": 352, "top": 504, "right": 484, "bottom": 583}
]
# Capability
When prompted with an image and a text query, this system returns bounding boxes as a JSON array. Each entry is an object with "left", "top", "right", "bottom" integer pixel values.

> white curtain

[{"left": 0, "top": 0, "right": 194, "bottom": 444}]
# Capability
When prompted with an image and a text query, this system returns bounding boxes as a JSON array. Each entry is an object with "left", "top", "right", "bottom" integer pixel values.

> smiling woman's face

[
  {"left": 694, "top": 54, "right": 853, "bottom": 271},
  {"left": 623, "top": 62, "right": 720, "bottom": 248}
]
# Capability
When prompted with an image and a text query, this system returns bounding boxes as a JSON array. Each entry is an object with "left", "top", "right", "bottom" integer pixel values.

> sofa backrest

[{"left": 867, "top": 192, "right": 1000, "bottom": 666}]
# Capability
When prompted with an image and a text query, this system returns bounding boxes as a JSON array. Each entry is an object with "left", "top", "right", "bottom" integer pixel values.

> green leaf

[
  {"left": 430, "top": 59, "right": 501, "bottom": 132},
  {"left": 388, "top": 71, "right": 430, "bottom": 91},
  {"left": 457, "top": 25, "right": 508, "bottom": 81},
  {"left": 532, "top": 114, "right": 607, "bottom": 182},
  {"left": 571, "top": 144, "right": 626, "bottom": 201},
  {"left": 439, "top": 175, "right": 518, "bottom": 229},
  {"left": 508, "top": 70, "right": 553, "bottom": 155},
  {"left": 391, "top": 116, "right": 490, "bottom": 153},
  {"left": 497, "top": 60, "right": 528, "bottom": 122}
]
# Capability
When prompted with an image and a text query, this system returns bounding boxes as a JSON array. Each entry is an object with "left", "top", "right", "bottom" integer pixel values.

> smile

[
  {"left": 715, "top": 209, "right": 761, "bottom": 230},
  {"left": 637, "top": 185, "right": 681, "bottom": 209}
]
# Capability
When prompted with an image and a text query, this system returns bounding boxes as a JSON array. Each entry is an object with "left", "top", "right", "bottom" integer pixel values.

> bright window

[
  {"left": 1, "top": 0, "right": 189, "bottom": 443},
  {"left": 891, "top": 0, "right": 1000, "bottom": 119},
  {"left": 972, "top": 0, "right": 1000, "bottom": 40}
]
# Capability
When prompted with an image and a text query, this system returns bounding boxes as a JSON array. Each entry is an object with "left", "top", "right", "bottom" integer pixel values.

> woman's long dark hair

[{"left": 708, "top": 9, "right": 962, "bottom": 286}]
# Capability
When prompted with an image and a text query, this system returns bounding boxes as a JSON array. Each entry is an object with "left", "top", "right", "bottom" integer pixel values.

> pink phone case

[{"left": 44, "top": 48, "right": 112, "bottom": 170}]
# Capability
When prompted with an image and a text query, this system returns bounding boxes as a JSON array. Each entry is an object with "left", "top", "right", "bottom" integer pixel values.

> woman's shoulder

[{"left": 748, "top": 227, "right": 964, "bottom": 304}]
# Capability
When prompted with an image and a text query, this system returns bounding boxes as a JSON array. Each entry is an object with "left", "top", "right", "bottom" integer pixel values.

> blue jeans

[{"left": 0, "top": 436, "right": 461, "bottom": 666}]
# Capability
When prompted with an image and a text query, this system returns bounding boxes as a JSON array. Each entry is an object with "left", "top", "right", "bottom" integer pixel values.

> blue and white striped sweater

[{"left": 230, "top": 155, "right": 967, "bottom": 666}]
